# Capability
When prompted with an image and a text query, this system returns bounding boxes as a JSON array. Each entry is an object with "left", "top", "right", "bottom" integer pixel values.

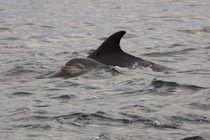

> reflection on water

[{"left": 0, "top": 0, "right": 210, "bottom": 139}]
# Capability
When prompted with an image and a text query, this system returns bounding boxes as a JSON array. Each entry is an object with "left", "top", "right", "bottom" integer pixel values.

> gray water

[{"left": 0, "top": 0, "right": 210, "bottom": 140}]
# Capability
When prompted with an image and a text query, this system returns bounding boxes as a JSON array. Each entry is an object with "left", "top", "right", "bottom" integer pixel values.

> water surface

[{"left": 0, "top": 0, "right": 210, "bottom": 139}]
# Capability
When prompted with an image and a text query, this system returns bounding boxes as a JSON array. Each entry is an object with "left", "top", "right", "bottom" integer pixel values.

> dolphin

[
  {"left": 88, "top": 31, "right": 167, "bottom": 72},
  {"left": 49, "top": 31, "right": 167, "bottom": 78},
  {"left": 49, "top": 58, "right": 103, "bottom": 78}
]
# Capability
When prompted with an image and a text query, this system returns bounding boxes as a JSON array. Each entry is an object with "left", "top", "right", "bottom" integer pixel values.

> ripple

[
  {"left": 178, "top": 69, "right": 210, "bottom": 75},
  {"left": 28, "top": 35, "right": 51, "bottom": 43},
  {"left": 143, "top": 48, "right": 196, "bottom": 57},
  {"left": 55, "top": 51, "right": 71, "bottom": 56},
  {"left": 168, "top": 113, "right": 209, "bottom": 124},
  {"left": 23, "top": 22, "right": 35, "bottom": 26},
  {"left": 34, "top": 105, "right": 50, "bottom": 108},
  {"left": 120, "top": 104, "right": 155, "bottom": 113},
  {"left": 55, "top": 81, "right": 80, "bottom": 88},
  {"left": 0, "top": 37, "right": 19, "bottom": 41},
  {"left": 181, "top": 136, "right": 205, "bottom": 140},
  {"left": 121, "top": 113, "right": 179, "bottom": 129},
  {"left": 83, "top": 67, "right": 121, "bottom": 79},
  {"left": 94, "top": 133, "right": 111, "bottom": 140},
  {"left": 169, "top": 43, "right": 186, "bottom": 48},
  {"left": 34, "top": 110, "right": 49, "bottom": 115},
  {"left": 200, "top": 26, "right": 210, "bottom": 33},
  {"left": 189, "top": 102, "right": 210, "bottom": 111},
  {"left": 83, "top": 22, "right": 95, "bottom": 27},
  {"left": 75, "top": 112, "right": 131, "bottom": 124},
  {"left": 151, "top": 79, "right": 205, "bottom": 92},
  {"left": 147, "top": 27, "right": 155, "bottom": 30},
  {"left": 54, "top": 111, "right": 132, "bottom": 127},
  {"left": 17, "top": 115, "right": 52, "bottom": 122},
  {"left": 177, "top": 29, "right": 196, "bottom": 34},
  {"left": 5, "top": 65, "right": 35, "bottom": 76},
  {"left": 204, "top": 46, "right": 210, "bottom": 49},
  {"left": 11, "top": 92, "right": 34, "bottom": 97},
  {"left": 118, "top": 78, "right": 144, "bottom": 87},
  {"left": 40, "top": 25, "right": 54, "bottom": 28},
  {"left": 9, "top": 107, "right": 31, "bottom": 115},
  {"left": 51, "top": 94, "right": 76, "bottom": 100},
  {"left": 14, "top": 124, "right": 52, "bottom": 130},
  {"left": 0, "top": 27, "right": 11, "bottom": 31}
]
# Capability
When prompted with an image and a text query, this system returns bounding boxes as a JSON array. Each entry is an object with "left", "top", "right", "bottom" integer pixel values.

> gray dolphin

[
  {"left": 88, "top": 31, "right": 167, "bottom": 72},
  {"left": 49, "top": 58, "right": 102, "bottom": 78}
]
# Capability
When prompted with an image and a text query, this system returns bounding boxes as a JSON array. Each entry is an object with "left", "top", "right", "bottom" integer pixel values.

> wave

[
  {"left": 5, "top": 66, "right": 36, "bottom": 76},
  {"left": 14, "top": 124, "right": 52, "bottom": 130},
  {"left": 51, "top": 94, "right": 76, "bottom": 100},
  {"left": 10, "top": 92, "right": 34, "bottom": 97},
  {"left": 181, "top": 136, "right": 205, "bottom": 140},
  {"left": 151, "top": 79, "right": 205, "bottom": 91},
  {"left": 167, "top": 113, "right": 209, "bottom": 124},
  {"left": 120, "top": 113, "right": 179, "bottom": 129}
]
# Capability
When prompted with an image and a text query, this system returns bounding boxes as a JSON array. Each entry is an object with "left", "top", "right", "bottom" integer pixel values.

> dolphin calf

[
  {"left": 88, "top": 31, "right": 167, "bottom": 72},
  {"left": 49, "top": 58, "right": 102, "bottom": 78}
]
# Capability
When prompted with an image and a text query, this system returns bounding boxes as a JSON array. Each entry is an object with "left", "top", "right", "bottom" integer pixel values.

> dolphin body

[{"left": 88, "top": 31, "right": 167, "bottom": 72}]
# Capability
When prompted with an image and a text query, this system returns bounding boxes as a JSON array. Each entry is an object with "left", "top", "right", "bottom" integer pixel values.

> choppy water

[{"left": 1, "top": 0, "right": 210, "bottom": 139}]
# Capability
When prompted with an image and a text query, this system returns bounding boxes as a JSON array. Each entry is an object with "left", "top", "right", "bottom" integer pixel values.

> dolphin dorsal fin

[{"left": 91, "top": 31, "right": 126, "bottom": 56}]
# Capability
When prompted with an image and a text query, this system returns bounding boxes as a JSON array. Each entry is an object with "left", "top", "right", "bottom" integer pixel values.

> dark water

[{"left": 0, "top": 0, "right": 210, "bottom": 139}]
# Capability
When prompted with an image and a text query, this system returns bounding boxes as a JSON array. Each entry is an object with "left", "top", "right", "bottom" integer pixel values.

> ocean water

[{"left": 0, "top": 0, "right": 210, "bottom": 139}]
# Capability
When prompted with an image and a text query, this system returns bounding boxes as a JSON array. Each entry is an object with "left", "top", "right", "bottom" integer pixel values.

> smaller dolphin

[
  {"left": 88, "top": 31, "right": 167, "bottom": 72},
  {"left": 49, "top": 58, "right": 102, "bottom": 78}
]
